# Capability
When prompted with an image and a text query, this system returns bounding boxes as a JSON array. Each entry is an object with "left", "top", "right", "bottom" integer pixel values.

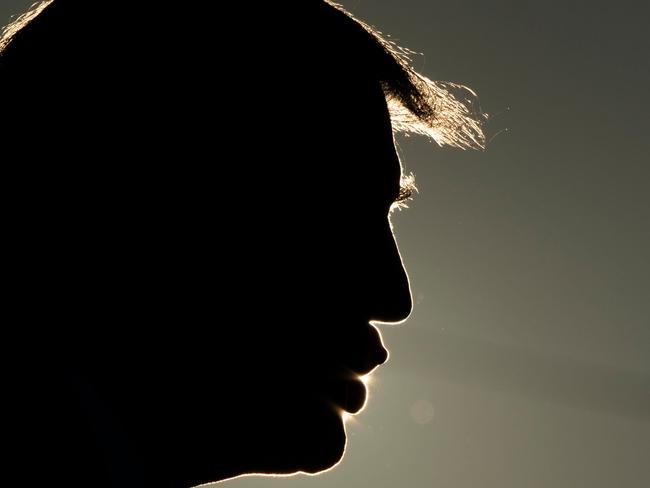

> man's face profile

[
  {"left": 21, "top": 26, "right": 416, "bottom": 486},
  {"left": 70, "top": 74, "right": 411, "bottom": 487},
  {"left": 105, "top": 68, "right": 415, "bottom": 484},
  {"left": 2, "top": 2, "right": 484, "bottom": 486}
]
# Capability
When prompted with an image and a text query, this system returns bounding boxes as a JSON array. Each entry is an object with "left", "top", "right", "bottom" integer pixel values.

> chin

[
  {"left": 297, "top": 412, "right": 347, "bottom": 475},
  {"left": 260, "top": 403, "right": 348, "bottom": 477},
  {"left": 164, "top": 400, "right": 349, "bottom": 487}
]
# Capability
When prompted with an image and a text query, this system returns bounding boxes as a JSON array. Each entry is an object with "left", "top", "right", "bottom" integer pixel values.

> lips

[
  {"left": 328, "top": 324, "right": 388, "bottom": 413},
  {"left": 343, "top": 323, "right": 389, "bottom": 375},
  {"left": 327, "top": 376, "right": 368, "bottom": 414},
  {"left": 306, "top": 323, "right": 388, "bottom": 414}
]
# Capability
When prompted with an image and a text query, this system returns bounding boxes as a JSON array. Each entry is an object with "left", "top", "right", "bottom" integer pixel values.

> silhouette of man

[{"left": 2, "top": 1, "right": 483, "bottom": 487}]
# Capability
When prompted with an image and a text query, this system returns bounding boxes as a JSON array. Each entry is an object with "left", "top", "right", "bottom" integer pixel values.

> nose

[{"left": 368, "top": 227, "right": 413, "bottom": 325}]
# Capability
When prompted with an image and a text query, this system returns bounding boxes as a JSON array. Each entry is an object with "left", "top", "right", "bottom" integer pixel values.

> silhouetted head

[{"left": 2, "top": 1, "right": 483, "bottom": 486}]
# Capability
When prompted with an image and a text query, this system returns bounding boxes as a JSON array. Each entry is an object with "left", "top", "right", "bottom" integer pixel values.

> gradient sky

[{"left": 2, "top": 1, "right": 648, "bottom": 487}]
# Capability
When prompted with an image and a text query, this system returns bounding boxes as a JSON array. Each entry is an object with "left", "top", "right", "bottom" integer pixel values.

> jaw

[{"left": 168, "top": 399, "right": 348, "bottom": 485}]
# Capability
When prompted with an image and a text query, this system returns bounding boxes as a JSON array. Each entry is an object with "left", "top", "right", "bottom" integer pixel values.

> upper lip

[{"left": 342, "top": 323, "right": 389, "bottom": 376}]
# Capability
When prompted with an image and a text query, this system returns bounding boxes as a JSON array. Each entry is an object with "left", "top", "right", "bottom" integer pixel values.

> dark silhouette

[{"left": 2, "top": 1, "right": 483, "bottom": 486}]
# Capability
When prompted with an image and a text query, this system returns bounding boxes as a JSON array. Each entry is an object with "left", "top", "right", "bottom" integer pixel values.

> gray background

[{"left": 3, "top": 1, "right": 648, "bottom": 487}]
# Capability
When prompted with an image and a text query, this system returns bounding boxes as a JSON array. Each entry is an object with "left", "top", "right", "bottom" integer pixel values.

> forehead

[
  {"left": 219, "top": 32, "right": 404, "bottom": 205},
  {"left": 309, "top": 76, "right": 402, "bottom": 201}
]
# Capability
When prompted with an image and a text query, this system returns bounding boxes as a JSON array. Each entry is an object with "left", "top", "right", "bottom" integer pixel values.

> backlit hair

[{"left": 1, "top": 0, "right": 485, "bottom": 149}]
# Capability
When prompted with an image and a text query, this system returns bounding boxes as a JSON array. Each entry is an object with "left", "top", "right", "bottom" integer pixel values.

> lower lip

[{"left": 329, "top": 377, "right": 367, "bottom": 414}]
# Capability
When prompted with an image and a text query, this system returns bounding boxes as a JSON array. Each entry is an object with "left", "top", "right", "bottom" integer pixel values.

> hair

[
  {"left": 1, "top": 0, "right": 485, "bottom": 149},
  {"left": 320, "top": 1, "right": 485, "bottom": 150},
  {"left": 0, "top": 2, "right": 51, "bottom": 52}
]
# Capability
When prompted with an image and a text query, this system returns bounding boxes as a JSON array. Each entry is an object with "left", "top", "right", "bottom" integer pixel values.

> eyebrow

[
  {"left": 398, "top": 173, "right": 416, "bottom": 199},
  {"left": 392, "top": 173, "right": 417, "bottom": 207}
]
